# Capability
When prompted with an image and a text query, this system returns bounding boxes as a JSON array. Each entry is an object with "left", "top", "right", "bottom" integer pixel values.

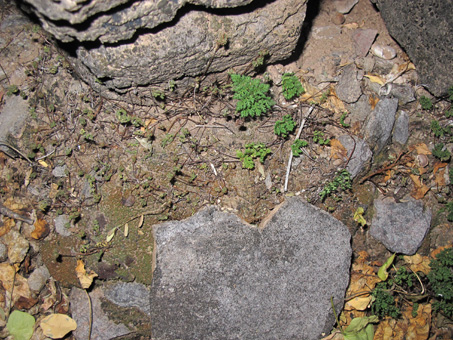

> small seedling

[
  {"left": 281, "top": 73, "right": 304, "bottom": 100},
  {"left": 236, "top": 143, "right": 272, "bottom": 170},
  {"left": 419, "top": 96, "right": 433, "bottom": 110},
  {"left": 319, "top": 169, "right": 352, "bottom": 201},
  {"left": 313, "top": 130, "right": 330, "bottom": 145},
  {"left": 428, "top": 247, "right": 453, "bottom": 318},
  {"left": 230, "top": 73, "right": 275, "bottom": 118},
  {"left": 6, "top": 85, "right": 19, "bottom": 96},
  {"left": 291, "top": 139, "right": 308, "bottom": 157},
  {"left": 274, "top": 115, "right": 296, "bottom": 138},
  {"left": 432, "top": 143, "right": 451, "bottom": 162},
  {"left": 340, "top": 112, "right": 350, "bottom": 128}
]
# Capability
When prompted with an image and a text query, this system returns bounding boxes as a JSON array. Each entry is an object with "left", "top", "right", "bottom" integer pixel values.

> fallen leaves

[
  {"left": 40, "top": 313, "right": 77, "bottom": 339},
  {"left": 75, "top": 260, "right": 97, "bottom": 289},
  {"left": 31, "top": 218, "right": 50, "bottom": 240}
]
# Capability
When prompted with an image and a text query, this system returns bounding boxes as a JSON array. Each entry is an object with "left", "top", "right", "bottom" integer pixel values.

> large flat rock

[{"left": 150, "top": 197, "right": 352, "bottom": 340}]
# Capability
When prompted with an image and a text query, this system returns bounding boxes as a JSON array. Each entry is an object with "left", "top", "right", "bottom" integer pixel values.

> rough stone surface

[
  {"left": 392, "top": 110, "right": 409, "bottom": 145},
  {"left": 70, "top": 287, "right": 130, "bottom": 340},
  {"left": 54, "top": 215, "right": 71, "bottom": 237},
  {"left": 104, "top": 282, "right": 151, "bottom": 316},
  {"left": 0, "top": 96, "right": 29, "bottom": 157},
  {"left": 364, "top": 97, "right": 398, "bottom": 154},
  {"left": 374, "top": 0, "right": 453, "bottom": 96},
  {"left": 52, "top": 165, "right": 67, "bottom": 178},
  {"left": 150, "top": 197, "right": 352, "bottom": 340},
  {"left": 334, "top": 0, "right": 359, "bottom": 14},
  {"left": 0, "top": 242, "right": 7, "bottom": 262},
  {"left": 370, "top": 196, "right": 431, "bottom": 255},
  {"left": 23, "top": 0, "right": 307, "bottom": 101},
  {"left": 27, "top": 265, "right": 51, "bottom": 293},
  {"left": 1, "top": 230, "right": 29, "bottom": 264},
  {"left": 337, "top": 135, "right": 372, "bottom": 178},
  {"left": 336, "top": 64, "right": 362, "bottom": 104},
  {"left": 352, "top": 29, "right": 378, "bottom": 57},
  {"left": 383, "top": 84, "right": 415, "bottom": 105}
]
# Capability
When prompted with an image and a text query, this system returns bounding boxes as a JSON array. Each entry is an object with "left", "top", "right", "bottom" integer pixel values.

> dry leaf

[
  {"left": 431, "top": 244, "right": 452, "bottom": 259},
  {"left": 403, "top": 254, "right": 431, "bottom": 275},
  {"left": 382, "top": 170, "right": 393, "bottom": 183},
  {"left": 0, "top": 263, "right": 32, "bottom": 307},
  {"left": 409, "top": 174, "right": 429, "bottom": 199},
  {"left": 345, "top": 295, "right": 372, "bottom": 311},
  {"left": 433, "top": 162, "right": 448, "bottom": 175},
  {"left": 31, "top": 218, "right": 50, "bottom": 240},
  {"left": 40, "top": 313, "right": 77, "bottom": 339},
  {"left": 342, "top": 22, "right": 359, "bottom": 29},
  {"left": 413, "top": 143, "right": 431, "bottom": 155},
  {"left": 364, "top": 74, "right": 386, "bottom": 85},
  {"left": 0, "top": 217, "right": 15, "bottom": 237},
  {"left": 369, "top": 94, "right": 380, "bottom": 110},
  {"left": 38, "top": 160, "right": 49, "bottom": 167},
  {"left": 434, "top": 167, "right": 447, "bottom": 187},
  {"left": 137, "top": 215, "right": 144, "bottom": 228},
  {"left": 124, "top": 223, "right": 129, "bottom": 237},
  {"left": 330, "top": 139, "right": 348, "bottom": 160},
  {"left": 75, "top": 260, "right": 97, "bottom": 289}
]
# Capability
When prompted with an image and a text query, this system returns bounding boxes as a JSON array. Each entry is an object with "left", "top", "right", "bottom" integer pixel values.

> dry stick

[
  {"left": 0, "top": 141, "right": 33, "bottom": 164},
  {"left": 84, "top": 289, "right": 93, "bottom": 340},
  {"left": 284, "top": 105, "right": 315, "bottom": 192},
  {"left": 0, "top": 202, "right": 34, "bottom": 224}
]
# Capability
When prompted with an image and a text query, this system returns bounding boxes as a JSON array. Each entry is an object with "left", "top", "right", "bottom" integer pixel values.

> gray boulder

[
  {"left": 370, "top": 196, "right": 431, "bottom": 255},
  {"left": 373, "top": 0, "right": 453, "bottom": 97},
  {"left": 337, "top": 135, "right": 372, "bottom": 178},
  {"left": 22, "top": 0, "right": 308, "bottom": 101},
  {"left": 150, "top": 197, "right": 352, "bottom": 340}
]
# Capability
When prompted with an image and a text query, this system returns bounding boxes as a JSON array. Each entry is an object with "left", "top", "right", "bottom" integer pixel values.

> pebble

[
  {"left": 371, "top": 44, "right": 397, "bottom": 60},
  {"left": 0, "top": 242, "right": 7, "bottom": 262},
  {"left": 1, "top": 230, "right": 29, "bottom": 264},
  {"left": 28, "top": 265, "right": 51, "bottom": 293},
  {"left": 52, "top": 165, "right": 67, "bottom": 178},
  {"left": 331, "top": 12, "right": 345, "bottom": 25},
  {"left": 335, "top": 64, "right": 362, "bottom": 104},
  {"left": 352, "top": 29, "right": 378, "bottom": 57},
  {"left": 54, "top": 215, "right": 72, "bottom": 236},
  {"left": 392, "top": 110, "right": 410, "bottom": 145},
  {"left": 334, "top": 0, "right": 359, "bottom": 14}
]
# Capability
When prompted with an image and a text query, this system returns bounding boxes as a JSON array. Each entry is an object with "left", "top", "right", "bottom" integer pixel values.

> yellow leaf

[
  {"left": 124, "top": 223, "right": 129, "bottom": 237},
  {"left": 40, "top": 313, "right": 77, "bottom": 338},
  {"left": 413, "top": 143, "right": 431, "bottom": 155},
  {"left": 364, "top": 74, "right": 386, "bottom": 85},
  {"left": 403, "top": 254, "right": 431, "bottom": 275},
  {"left": 353, "top": 207, "right": 367, "bottom": 227},
  {"left": 106, "top": 227, "right": 117, "bottom": 243},
  {"left": 409, "top": 174, "right": 429, "bottom": 199},
  {"left": 75, "top": 260, "right": 97, "bottom": 289},
  {"left": 39, "top": 160, "right": 49, "bottom": 167},
  {"left": 31, "top": 218, "right": 50, "bottom": 240},
  {"left": 137, "top": 215, "right": 144, "bottom": 228},
  {"left": 344, "top": 295, "right": 372, "bottom": 311}
]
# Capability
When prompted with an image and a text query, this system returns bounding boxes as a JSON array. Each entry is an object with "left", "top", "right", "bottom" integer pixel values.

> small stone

[
  {"left": 381, "top": 84, "right": 415, "bottom": 105},
  {"left": 336, "top": 64, "right": 362, "bottom": 104},
  {"left": 54, "top": 215, "right": 71, "bottom": 236},
  {"left": 392, "top": 110, "right": 409, "bottom": 145},
  {"left": 371, "top": 44, "right": 397, "bottom": 60},
  {"left": 331, "top": 12, "right": 345, "bottom": 25},
  {"left": 352, "top": 29, "right": 378, "bottom": 57},
  {"left": 1, "top": 230, "right": 29, "bottom": 264},
  {"left": 104, "top": 282, "right": 151, "bottom": 316},
  {"left": 52, "top": 165, "right": 67, "bottom": 178},
  {"left": 0, "top": 242, "right": 8, "bottom": 262},
  {"left": 28, "top": 265, "right": 51, "bottom": 293},
  {"left": 334, "top": 0, "right": 359, "bottom": 14},
  {"left": 370, "top": 196, "right": 431, "bottom": 255},
  {"left": 337, "top": 135, "right": 372, "bottom": 178}
]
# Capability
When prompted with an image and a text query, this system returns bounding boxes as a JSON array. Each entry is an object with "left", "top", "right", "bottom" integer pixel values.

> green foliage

[
  {"left": 340, "top": 112, "right": 350, "bottom": 128},
  {"left": 236, "top": 143, "right": 272, "bottom": 170},
  {"left": 281, "top": 73, "right": 304, "bottom": 100},
  {"left": 371, "top": 285, "right": 401, "bottom": 318},
  {"left": 419, "top": 96, "right": 433, "bottom": 110},
  {"left": 6, "top": 310, "right": 35, "bottom": 340},
  {"left": 313, "top": 130, "right": 330, "bottom": 145},
  {"left": 342, "top": 315, "right": 378, "bottom": 340},
  {"left": 428, "top": 247, "right": 453, "bottom": 318},
  {"left": 432, "top": 143, "right": 451, "bottom": 162},
  {"left": 274, "top": 115, "right": 297, "bottom": 138},
  {"left": 319, "top": 169, "right": 352, "bottom": 201},
  {"left": 431, "top": 120, "right": 451, "bottom": 137},
  {"left": 448, "top": 85, "right": 453, "bottom": 101},
  {"left": 230, "top": 74, "right": 275, "bottom": 118},
  {"left": 291, "top": 139, "right": 308, "bottom": 157},
  {"left": 6, "top": 85, "right": 19, "bottom": 96}
]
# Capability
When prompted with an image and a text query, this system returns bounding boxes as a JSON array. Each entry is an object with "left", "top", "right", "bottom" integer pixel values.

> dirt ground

[{"left": 0, "top": 0, "right": 452, "bottom": 339}]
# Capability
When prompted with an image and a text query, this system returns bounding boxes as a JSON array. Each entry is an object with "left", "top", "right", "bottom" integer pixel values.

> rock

[
  {"left": 336, "top": 64, "right": 362, "bottom": 104},
  {"left": 373, "top": 0, "right": 453, "bottom": 97},
  {"left": 347, "top": 94, "right": 372, "bottom": 122},
  {"left": 150, "top": 197, "right": 352, "bottom": 340},
  {"left": 370, "top": 196, "right": 431, "bottom": 255},
  {"left": 337, "top": 135, "right": 372, "bottom": 178},
  {"left": 371, "top": 44, "right": 396, "bottom": 60},
  {"left": 70, "top": 287, "right": 130, "bottom": 340},
  {"left": 352, "top": 29, "right": 378, "bottom": 57},
  {"left": 52, "top": 165, "right": 67, "bottom": 178},
  {"left": 0, "top": 96, "right": 29, "bottom": 157},
  {"left": 334, "top": 0, "right": 359, "bottom": 14},
  {"left": 380, "top": 83, "right": 415, "bottom": 105},
  {"left": 27, "top": 265, "right": 51, "bottom": 293},
  {"left": 0, "top": 242, "right": 7, "bottom": 262},
  {"left": 1, "top": 230, "right": 29, "bottom": 264},
  {"left": 392, "top": 110, "right": 409, "bottom": 145},
  {"left": 23, "top": 0, "right": 308, "bottom": 102},
  {"left": 331, "top": 12, "right": 345, "bottom": 25},
  {"left": 364, "top": 97, "right": 398, "bottom": 154},
  {"left": 54, "top": 215, "right": 71, "bottom": 237},
  {"left": 104, "top": 282, "right": 150, "bottom": 316}
]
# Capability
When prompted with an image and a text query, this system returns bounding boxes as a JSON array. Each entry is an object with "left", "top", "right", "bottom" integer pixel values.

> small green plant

[
  {"left": 340, "top": 112, "right": 350, "bottom": 128},
  {"left": 274, "top": 115, "right": 297, "bottom": 138},
  {"left": 6, "top": 85, "right": 19, "bottom": 96},
  {"left": 291, "top": 139, "right": 308, "bottom": 157},
  {"left": 371, "top": 285, "right": 401, "bottom": 319},
  {"left": 252, "top": 50, "right": 269, "bottom": 69},
  {"left": 432, "top": 143, "right": 451, "bottom": 162},
  {"left": 230, "top": 73, "right": 275, "bottom": 118},
  {"left": 281, "top": 73, "right": 304, "bottom": 100},
  {"left": 430, "top": 120, "right": 451, "bottom": 138},
  {"left": 116, "top": 109, "right": 131, "bottom": 124},
  {"left": 236, "top": 143, "right": 272, "bottom": 170},
  {"left": 428, "top": 247, "right": 453, "bottom": 318},
  {"left": 161, "top": 133, "right": 174, "bottom": 148},
  {"left": 313, "top": 130, "right": 330, "bottom": 145},
  {"left": 319, "top": 169, "right": 352, "bottom": 201},
  {"left": 419, "top": 96, "right": 433, "bottom": 110}
]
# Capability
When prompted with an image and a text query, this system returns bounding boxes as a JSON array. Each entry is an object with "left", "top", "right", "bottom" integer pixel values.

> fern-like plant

[
  {"left": 281, "top": 73, "right": 304, "bottom": 100},
  {"left": 274, "top": 115, "right": 296, "bottom": 138},
  {"left": 236, "top": 143, "right": 272, "bottom": 170},
  {"left": 231, "top": 74, "right": 275, "bottom": 118}
]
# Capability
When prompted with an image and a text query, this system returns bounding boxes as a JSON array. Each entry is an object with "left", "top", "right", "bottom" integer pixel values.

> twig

[
  {"left": 358, "top": 151, "right": 408, "bottom": 184},
  {"left": 0, "top": 202, "right": 34, "bottom": 224},
  {"left": 84, "top": 289, "right": 93, "bottom": 340},
  {"left": 284, "top": 105, "right": 314, "bottom": 192},
  {"left": 0, "top": 141, "right": 33, "bottom": 164}
]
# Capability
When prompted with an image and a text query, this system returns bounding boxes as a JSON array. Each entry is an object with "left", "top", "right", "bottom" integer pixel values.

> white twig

[{"left": 284, "top": 105, "right": 315, "bottom": 192}]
